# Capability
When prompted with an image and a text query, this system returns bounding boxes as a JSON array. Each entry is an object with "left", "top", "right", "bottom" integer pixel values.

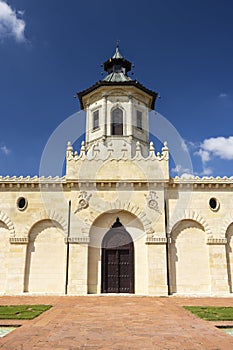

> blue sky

[{"left": 0, "top": 0, "right": 233, "bottom": 177}]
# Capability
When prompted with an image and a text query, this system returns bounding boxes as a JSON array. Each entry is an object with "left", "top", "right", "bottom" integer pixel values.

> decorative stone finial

[
  {"left": 134, "top": 141, "right": 142, "bottom": 159},
  {"left": 66, "top": 141, "right": 73, "bottom": 160},
  {"left": 162, "top": 141, "right": 169, "bottom": 160},
  {"left": 80, "top": 141, "right": 86, "bottom": 158},
  {"left": 67, "top": 141, "right": 73, "bottom": 151},
  {"left": 149, "top": 142, "right": 154, "bottom": 152},
  {"left": 149, "top": 141, "right": 156, "bottom": 158}
]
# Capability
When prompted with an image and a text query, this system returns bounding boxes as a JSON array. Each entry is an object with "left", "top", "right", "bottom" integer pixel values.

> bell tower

[{"left": 77, "top": 44, "right": 158, "bottom": 156}]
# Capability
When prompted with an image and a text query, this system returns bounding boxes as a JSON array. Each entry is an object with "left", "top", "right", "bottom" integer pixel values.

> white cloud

[
  {"left": 17, "top": 10, "right": 25, "bottom": 16},
  {"left": 218, "top": 93, "right": 228, "bottom": 98},
  {"left": 0, "top": 0, "right": 26, "bottom": 42},
  {"left": 171, "top": 139, "right": 194, "bottom": 176},
  {"left": 180, "top": 173, "right": 195, "bottom": 179},
  {"left": 181, "top": 139, "right": 197, "bottom": 152},
  {"left": 180, "top": 139, "right": 189, "bottom": 153},
  {"left": 194, "top": 136, "right": 233, "bottom": 176},
  {"left": 1, "top": 145, "right": 11, "bottom": 155},
  {"left": 171, "top": 164, "right": 192, "bottom": 175},
  {"left": 201, "top": 136, "right": 233, "bottom": 160},
  {"left": 195, "top": 148, "right": 211, "bottom": 164},
  {"left": 199, "top": 166, "right": 213, "bottom": 176}
]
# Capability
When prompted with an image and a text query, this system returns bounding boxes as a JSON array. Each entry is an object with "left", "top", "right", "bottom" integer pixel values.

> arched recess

[
  {"left": 0, "top": 211, "right": 14, "bottom": 293},
  {"left": 169, "top": 210, "right": 211, "bottom": 236},
  {"left": 170, "top": 219, "right": 211, "bottom": 295},
  {"left": 225, "top": 223, "right": 233, "bottom": 293},
  {"left": 222, "top": 215, "right": 233, "bottom": 236},
  {"left": 24, "top": 219, "right": 66, "bottom": 293},
  {"left": 0, "top": 221, "right": 11, "bottom": 292},
  {"left": 101, "top": 218, "right": 134, "bottom": 293},
  {"left": 88, "top": 209, "right": 145, "bottom": 294},
  {"left": 23, "top": 210, "right": 67, "bottom": 237},
  {"left": 0, "top": 211, "right": 15, "bottom": 236}
]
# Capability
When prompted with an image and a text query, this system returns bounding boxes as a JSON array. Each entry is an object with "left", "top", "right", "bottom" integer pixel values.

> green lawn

[
  {"left": 184, "top": 306, "right": 233, "bottom": 321},
  {"left": 0, "top": 305, "right": 52, "bottom": 320}
]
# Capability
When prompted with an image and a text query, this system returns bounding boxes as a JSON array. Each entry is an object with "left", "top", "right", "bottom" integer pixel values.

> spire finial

[{"left": 102, "top": 42, "right": 132, "bottom": 81}]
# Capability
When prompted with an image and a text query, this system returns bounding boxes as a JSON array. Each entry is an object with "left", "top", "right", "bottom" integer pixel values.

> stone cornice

[
  {"left": 0, "top": 179, "right": 169, "bottom": 190},
  {"left": 146, "top": 237, "right": 167, "bottom": 244},
  {"left": 2, "top": 176, "right": 232, "bottom": 189},
  {"left": 78, "top": 82, "right": 157, "bottom": 110},
  {"left": 169, "top": 176, "right": 233, "bottom": 189},
  {"left": 64, "top": 237, "right": 90, "bottom": 244},
  {"left": 0, "top": 176, "right": 66, "bottom": 189},
  {"left": 0, "top": 176, "right": 66, "bottom": 182},
  {"left": 10, "top": 237, "right": 29, "bottom": 244},
  {"left": 206, "top": 238, "right": 227, "bottom": 245}
]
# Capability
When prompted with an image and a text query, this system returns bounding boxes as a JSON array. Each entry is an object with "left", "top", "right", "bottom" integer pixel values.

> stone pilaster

[
  {"left": 128, "top": 95, "right": 133, "bottom": 136},
  {"left": 6, "top": 238, "right": 28, "bottom": 294},
  {"left": 67, "top": 238, "right": 89, "bottom": 295},
  {"left": 207, "top": 238, "right": 229, "bottom": 294},
  {"left": 102, "top": 95, "right": 107, "bottom": 139},
  {"left": 146, "top": 238, "right": 168, "bottom": 295}
]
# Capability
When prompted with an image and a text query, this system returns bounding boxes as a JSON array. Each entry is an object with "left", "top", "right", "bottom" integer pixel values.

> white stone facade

[
  {"left": 1, "top": 48, "right": 233, "bottom": 296},
  {"left": 1, "top": 159, "right": 233, "bottom": 296}
]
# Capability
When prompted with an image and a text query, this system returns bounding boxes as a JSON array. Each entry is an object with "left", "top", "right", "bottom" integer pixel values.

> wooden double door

[{"left": 101, "top": 218, "right": 134, "bottom": 294}]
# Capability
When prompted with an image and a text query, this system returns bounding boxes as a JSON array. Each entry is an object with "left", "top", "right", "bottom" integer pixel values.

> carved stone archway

[{"left": 101, "top": 218, "right": 134, "bottom": 293}]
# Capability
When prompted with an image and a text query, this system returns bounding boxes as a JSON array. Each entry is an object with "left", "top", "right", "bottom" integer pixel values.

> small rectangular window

[
  {"left": 93, "top": 110, "right": 99, "bottom": 130},
  {"left": 136, "top": 111, "right": 142, "bottom": 130}
]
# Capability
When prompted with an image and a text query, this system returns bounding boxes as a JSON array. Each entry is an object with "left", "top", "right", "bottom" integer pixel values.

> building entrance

[{"left": 101, "top": 218, "right": 134, "bottom": 293}]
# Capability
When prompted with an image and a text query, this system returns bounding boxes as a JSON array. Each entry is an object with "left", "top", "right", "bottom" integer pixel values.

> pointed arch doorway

[{"left": 101, "top": 218, "right": 134, "bottom": 293}]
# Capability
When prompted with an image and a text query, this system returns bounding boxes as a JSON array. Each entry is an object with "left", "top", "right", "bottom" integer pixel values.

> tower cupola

[
  {"left": 103, "top": 43, "right": 132, "bottom": 82},
  {"left": 77, "top": 45, "right": 158, "bottom": 155}
]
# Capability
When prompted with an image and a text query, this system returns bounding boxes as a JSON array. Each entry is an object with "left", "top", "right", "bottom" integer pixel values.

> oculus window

[
  {"left": 209, "top": 197, "right": 220, "bottom": 211},
  {"left": 17, "top": 197, "right": 28, "bottom": 211}
]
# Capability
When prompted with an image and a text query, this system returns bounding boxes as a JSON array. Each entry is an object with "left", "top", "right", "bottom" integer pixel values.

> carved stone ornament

[
  {"left": 145, "top": 191, "right": 161, "bottom": 213},
  {"left": 74, "top": 191, "right": 92, "bottom": 213}
]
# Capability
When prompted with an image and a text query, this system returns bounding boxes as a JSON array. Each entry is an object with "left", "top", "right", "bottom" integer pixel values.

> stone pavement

[{"left": 1, "top": 296, "right": 233, "bottom": 349}]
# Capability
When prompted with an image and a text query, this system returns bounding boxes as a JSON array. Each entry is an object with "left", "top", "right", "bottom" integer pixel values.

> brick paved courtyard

[{"left": 1, "top": 296, "right": 233, "bottom": 349}]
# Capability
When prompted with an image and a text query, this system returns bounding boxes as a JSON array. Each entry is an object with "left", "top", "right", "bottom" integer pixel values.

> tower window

[
  {"left": 93, "top": 110, "right": 99, "bottom": 130},
  {"left": 137, "top": 111, "right": 142, "bottom": 130},
  {"left": 111, "top": 108, "right": 123, "bottom": 135}
]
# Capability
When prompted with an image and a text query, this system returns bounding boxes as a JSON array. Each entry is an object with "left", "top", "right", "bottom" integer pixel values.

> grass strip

[
  {"left": 184, "top": 306, "right": 233, "bottom": 321},
  {"left": 0, "top": 305, "right": 52, "bottom": 320}
]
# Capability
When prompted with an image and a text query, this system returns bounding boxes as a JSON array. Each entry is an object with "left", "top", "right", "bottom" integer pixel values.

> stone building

[{"left": 0, "top": 45, "right": 233, "bottom": 296}]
